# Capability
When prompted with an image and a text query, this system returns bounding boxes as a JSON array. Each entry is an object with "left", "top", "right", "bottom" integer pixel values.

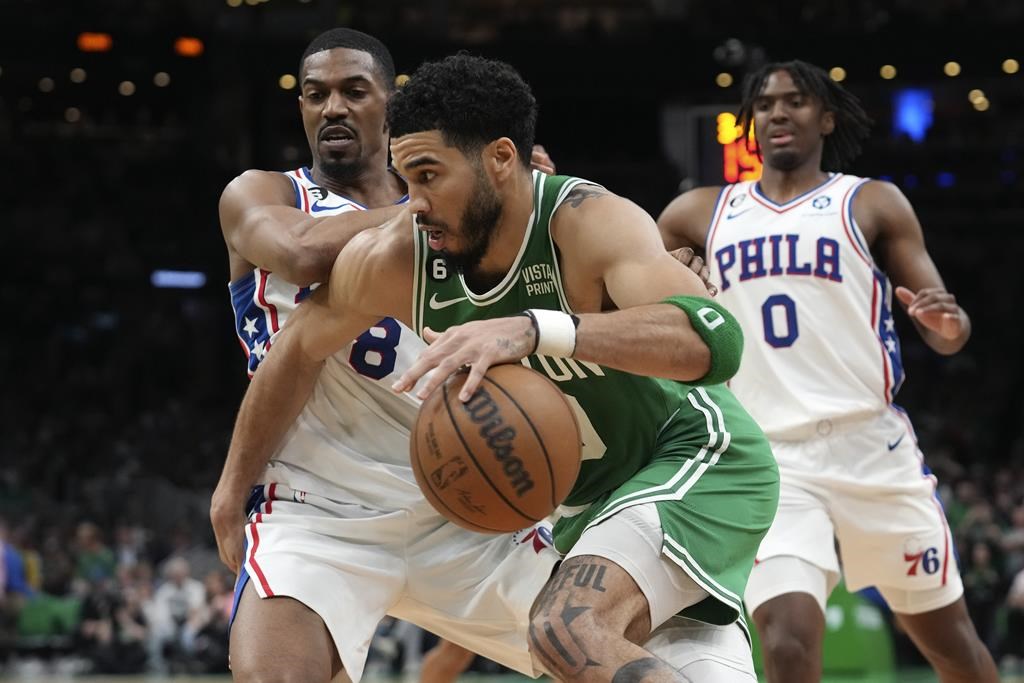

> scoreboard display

[
  {"left": 661, "top": 105, "right": 763, "bottom": 187},
  {"left": 715, "top": 112, "right": 763, "bottom": 183}
]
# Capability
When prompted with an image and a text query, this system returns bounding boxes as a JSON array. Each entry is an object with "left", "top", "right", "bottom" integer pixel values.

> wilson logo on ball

[{"left": 462, "top": 388, "right": 535, "bottom": 496}]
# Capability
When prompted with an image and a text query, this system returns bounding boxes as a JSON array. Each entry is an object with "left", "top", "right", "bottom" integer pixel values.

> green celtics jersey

[{"left": 413, "top": 171, "right": 687, "bottom": 507}]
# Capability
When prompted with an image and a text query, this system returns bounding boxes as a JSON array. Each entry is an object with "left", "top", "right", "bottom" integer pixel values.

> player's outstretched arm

[
  {"left": 857, "top": 180, "right": 971, "bottom": 355},
  {"left": 557, "top": 186, "right": 742, "bottom": 383},
  {"left": 210, "top": 227, "right": 396, "bottom": 573},
  {"left": 220, "top": 169, "right": 404, "bottom": 285}
]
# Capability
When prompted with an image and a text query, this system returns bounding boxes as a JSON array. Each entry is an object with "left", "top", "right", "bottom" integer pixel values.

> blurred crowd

[{"left": 0, "top": 516, "right": 231, "bottom": 675}]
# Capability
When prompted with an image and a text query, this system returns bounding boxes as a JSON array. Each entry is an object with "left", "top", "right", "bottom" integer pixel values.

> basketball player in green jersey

[{"left": 227, "top": 54, "right": 778, "bottom": 682}]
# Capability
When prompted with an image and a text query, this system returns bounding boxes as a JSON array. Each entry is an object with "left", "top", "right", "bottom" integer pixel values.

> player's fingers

[
  {"left": 894, "top": 286, "right": 916, "bottom": 307},
  {"left": 422, "top": 326, "right": 441, "bottom": 343},
  {"left": 416, "top": 359, "right": 463, "bottom": 400},
  {"left": 393, "top": 361, "right": 431, "bottom": 393},
  {"left": 459, "top": 361, "right": 490, "bottom": 402},
  {"left": 670, "top": 246, "right": 694, "bottom": 264}
]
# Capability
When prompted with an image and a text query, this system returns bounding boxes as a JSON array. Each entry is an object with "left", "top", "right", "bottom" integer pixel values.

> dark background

[{"left": 1, "top": 0, "right": 1023, "bottom": 673}]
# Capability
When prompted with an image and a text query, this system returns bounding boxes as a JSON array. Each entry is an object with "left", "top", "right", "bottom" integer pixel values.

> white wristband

[{"left": 528, "top": 309, "right": 577, "bottom": 358}]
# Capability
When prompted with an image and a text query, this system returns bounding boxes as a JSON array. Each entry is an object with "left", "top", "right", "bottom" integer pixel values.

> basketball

[{"left": 410, "top": 363, "right": 582, "bottom": 533}]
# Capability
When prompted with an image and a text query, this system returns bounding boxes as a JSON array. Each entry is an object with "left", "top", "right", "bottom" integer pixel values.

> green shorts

[{"left": 552, "top": 384, "right": 779, "bottom": 631}]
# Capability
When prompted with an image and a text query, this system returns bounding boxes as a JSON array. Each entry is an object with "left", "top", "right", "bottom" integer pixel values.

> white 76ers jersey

[
  {"left": 228, "top": 167, "right": 427, "bottom": 499},
  {"left": 706, "top": 174, "right": 905, "bottom": 439}
]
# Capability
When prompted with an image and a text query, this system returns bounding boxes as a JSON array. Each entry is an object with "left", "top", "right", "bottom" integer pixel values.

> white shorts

[
  {"left": 567, "top": 503, "right": 756, "bottom": 682},
  {"left": 232, "top": 462, "right": 558, "bottom": 683},
  {"left": 744, "top": 408, "right": 963, "bottom": 616}
]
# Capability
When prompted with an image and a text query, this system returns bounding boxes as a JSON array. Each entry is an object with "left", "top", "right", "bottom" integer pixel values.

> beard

[
  {"left": 442, "top": 168, "right": 503, "bottom": 273},
  {"left": 317, "top": 149, "right": 366, "bottom": 184},
  {"left": 765, "top": 147, "right": 802, "bottom": 172}
]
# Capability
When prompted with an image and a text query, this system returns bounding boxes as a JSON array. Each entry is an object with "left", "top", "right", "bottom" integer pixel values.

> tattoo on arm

[
  {"left": 495, "top": 336, "right": 529, "bottom": 355},
  {"left": 565, "top": 184, "right": 608, "bottom": 208}
]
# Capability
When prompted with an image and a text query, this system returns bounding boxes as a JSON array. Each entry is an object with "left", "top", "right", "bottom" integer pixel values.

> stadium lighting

[
  {"left": 70, "top": 67, "right": 87, "bottom": 83},
  {"left": 279, "top": 74, "right": 297, "bottom": 90},
  {"left": 226, "top": 0, "right": 242, "bottom": 5},
  {"left": 65, "top": 107, "right": 81, "bottom": 123},
  {"left": 973, "top": 97, "right": 990, "bottom": 112},
  {"left": 715, "top": 72, "right": 733, "bottom": 88},
  {"left": 829, "top": 67, "right": 846, "bottom": 82},
  {"left": 880, "top": 65, "right": 897, "bottom": 80},
  {"left": 968, "top": 89, "right": 985, "bottom": 104},
  {"left": 38, "top": 77, "right": 55, "bottom": 92},
  {"left": 154, "top": 71, "right": 171, "bottom": 87},
  {"left": 77, "top": 32, "right": 113, "bottom": 53},
  {"left": 1004, "top": 59, "right": 1020, "bottom": 74},
  {"left": 943, "top": 61, "right": 961, "bottom": 77},
  {"left": 892, "top": 89, "right": 933, "bottom": 143},
  {"left": 118, "top": 80, "right": 136, "bottom": 96},
  {"left": 151, "top": 270, "right": 207, "bottom": 289},
  {"left": 174, "top": 37, "right": 204, "bottom": 58}
]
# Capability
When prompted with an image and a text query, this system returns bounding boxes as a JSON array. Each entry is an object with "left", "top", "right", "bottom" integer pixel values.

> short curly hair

[
  {"left": 299, "top": 28, "right": 396, "bottom": 90},
  {"left": 387, "top": 54, "right": 537, "bottom": 167}
]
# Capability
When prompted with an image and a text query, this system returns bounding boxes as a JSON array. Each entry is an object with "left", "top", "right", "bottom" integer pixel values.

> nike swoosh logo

[
  {"left": 887, "top": 434, "right": 905, "bottom": 451},
  {"left": 726, "top": 208, "right": 751, "bottom": 220},
  {"left": 428, "top": 293, "right": 469, "bottom": 310}
]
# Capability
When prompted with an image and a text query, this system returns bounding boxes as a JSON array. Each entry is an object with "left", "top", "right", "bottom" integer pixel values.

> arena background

[{"left": 1, "top": 0, "right": 1023, "bottom": 681}]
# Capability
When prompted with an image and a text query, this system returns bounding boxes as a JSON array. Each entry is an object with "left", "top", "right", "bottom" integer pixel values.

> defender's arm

[
  {"left": 656, "top": 185, "right": 723, "bottom": 253},
  {"left": 220, "top": 169, "right": 403, "bottom": 285},
  {"left": 210, "top": 218, "right": 408, "bottom": 572}
]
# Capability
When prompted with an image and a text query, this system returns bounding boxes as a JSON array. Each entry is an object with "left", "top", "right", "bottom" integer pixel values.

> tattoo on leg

[
  {"left": 612, "top": 657, "right": 689, "bottom": 683},
  {"left": 529, "top": 566, "right": 605, "bottom": 675}
]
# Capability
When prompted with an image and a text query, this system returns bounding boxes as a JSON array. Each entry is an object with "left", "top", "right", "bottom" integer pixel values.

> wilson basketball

[{"left": 411, "top": 363, "right": 582, "bottom": 533}]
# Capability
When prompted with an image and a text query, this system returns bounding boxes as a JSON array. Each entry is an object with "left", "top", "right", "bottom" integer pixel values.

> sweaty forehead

[{"left": 302, "top": 47, "right": 381, "bottom": 85}]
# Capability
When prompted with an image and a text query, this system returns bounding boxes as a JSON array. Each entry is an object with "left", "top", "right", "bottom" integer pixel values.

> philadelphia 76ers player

[
  {"left": 211, "top": 28, "right": 560, "bottom": 683},
  {"left": 657, "top": 60, "right": 998, "bottom": 683}
]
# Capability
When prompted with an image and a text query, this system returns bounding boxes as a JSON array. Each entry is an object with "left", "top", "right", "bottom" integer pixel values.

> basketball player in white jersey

[
  {"left": 657, "top": 60, "right": 998, "bottom": 683},
  {"left": 212, "top": 29, "right": 561, "bottom": 683}
]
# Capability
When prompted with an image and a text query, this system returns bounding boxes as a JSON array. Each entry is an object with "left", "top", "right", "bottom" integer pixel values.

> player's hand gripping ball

[{"left": 411, "top": 363, "right": 582, "bottom": 533}]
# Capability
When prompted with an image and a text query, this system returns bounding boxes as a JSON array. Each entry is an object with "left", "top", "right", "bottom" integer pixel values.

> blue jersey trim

[
  {"left": 753, "top": 173, "right": 838, "bottom": 208},
  {"left": 285, "top": 174, "right": 302, "bottom": 209},
  {"left": 845, "top": 181, "right": 872, "bottom": 259}
]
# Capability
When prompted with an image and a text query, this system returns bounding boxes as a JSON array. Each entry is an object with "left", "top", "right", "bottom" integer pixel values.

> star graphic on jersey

[
  {"left": 884, "top": 317, "right": 895, "bottom": 333},
  {"left": 885, "top": 338, "right": 897, "bottom": 354},
  {"left": 252, "top": 339, "right": 267, "bottom": 360},
  {"left": 243, "top": 316, "right": 259, "bottom": 338}
]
